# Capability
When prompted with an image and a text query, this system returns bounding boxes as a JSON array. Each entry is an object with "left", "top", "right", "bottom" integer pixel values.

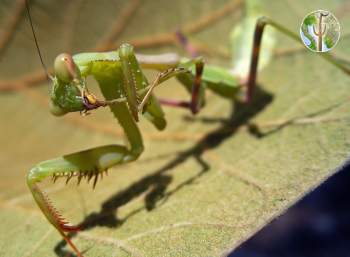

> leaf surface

[{"left": 0, "top": 0, "right": 350, "bottom": 256}]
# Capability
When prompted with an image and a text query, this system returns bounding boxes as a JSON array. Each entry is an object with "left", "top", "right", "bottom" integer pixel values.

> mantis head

[
  {"left": 50, "top": 53, "right": 86, "bottom": 116},
  {"left": 25, "top": 2, "right": 92, "bottom": 116}
]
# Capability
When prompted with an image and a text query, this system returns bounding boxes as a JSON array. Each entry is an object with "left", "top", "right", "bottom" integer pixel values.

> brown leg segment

[
  {"left": 245, "top": 16, "right": 350, "bottom": 103},
  {"left": 157, "top": 30, "right": 205, "bottom": 115},
  {"left": 245, "top": 17, "right": 267, "bottom": 103},
  {"left": 159, "top": 57, "right": 204, "bottom": 115}
]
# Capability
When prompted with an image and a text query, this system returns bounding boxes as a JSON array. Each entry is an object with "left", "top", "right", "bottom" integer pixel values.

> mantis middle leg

[{"left": 139, "top": 57, "right": 205, "bottom": 114}]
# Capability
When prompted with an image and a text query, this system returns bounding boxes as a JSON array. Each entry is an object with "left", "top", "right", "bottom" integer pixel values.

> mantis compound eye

[{"left": 54, "top": 53, "right": 79, "bottom": 83}]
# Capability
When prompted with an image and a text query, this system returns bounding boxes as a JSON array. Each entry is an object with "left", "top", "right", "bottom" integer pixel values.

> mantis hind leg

[{"left": 246, "top": 17, "right": 350, "bottom": 102}]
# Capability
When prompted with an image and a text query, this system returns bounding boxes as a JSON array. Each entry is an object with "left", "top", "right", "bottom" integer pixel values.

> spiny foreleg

[{"left": 27, "top": 144, "right": 137, "bottom": 257}]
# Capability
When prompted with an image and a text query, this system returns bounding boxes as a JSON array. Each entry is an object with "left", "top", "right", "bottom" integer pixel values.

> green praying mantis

[{"left": 24, "top": 1, "right": 350, "bottom": 256}]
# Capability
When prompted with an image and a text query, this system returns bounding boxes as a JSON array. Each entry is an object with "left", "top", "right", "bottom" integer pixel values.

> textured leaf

[{"left": 0, "top": 0, "right": 350, "bottom": 257}]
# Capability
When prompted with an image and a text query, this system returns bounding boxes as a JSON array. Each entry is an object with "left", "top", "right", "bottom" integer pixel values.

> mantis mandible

[{"left": 25, "top": 1, "right": 349, "bottom": 256}]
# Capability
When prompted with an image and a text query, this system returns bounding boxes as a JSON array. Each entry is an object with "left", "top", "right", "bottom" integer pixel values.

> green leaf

[
  {"left": 0, "top": 0, "right": 350, "bottom": 256},
  {"left": 325, "top": 35, "right": 335, "bottom": 48},
  {"left": 300, "top": 22, "right": 316, "bottom": 51},
  {"left": 303, "top": 14, "right": 317, "bottom": 25}
]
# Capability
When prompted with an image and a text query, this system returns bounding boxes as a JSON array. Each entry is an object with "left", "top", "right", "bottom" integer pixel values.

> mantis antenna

[{"left": 25, "top": 0, "right": 52, "bottom": 82}]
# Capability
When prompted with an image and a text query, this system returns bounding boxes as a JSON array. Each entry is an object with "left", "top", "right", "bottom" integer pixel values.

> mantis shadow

[{"left": 54, "top": 86, "right": 274, "bottom": 256}]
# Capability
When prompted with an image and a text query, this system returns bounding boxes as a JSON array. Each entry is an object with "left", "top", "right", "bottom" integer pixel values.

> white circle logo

[{"left": 300, "top": 10, "right": 340, "bottom": 52}]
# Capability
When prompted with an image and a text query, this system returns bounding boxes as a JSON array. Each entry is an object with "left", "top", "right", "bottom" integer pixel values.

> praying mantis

[{"left": 24, "top": 1, "right": 350, "bottom": 257}]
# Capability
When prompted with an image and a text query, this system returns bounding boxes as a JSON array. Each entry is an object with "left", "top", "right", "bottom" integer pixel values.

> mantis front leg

[
  {"left": 27, "top": 49, "right": 146, "bottom": 257},
  {"left": 27, "top": 118, "right": 143, "bottom": 257},
  {"left": 27, "top": 145, "right": 138, "bottom": 256}
]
